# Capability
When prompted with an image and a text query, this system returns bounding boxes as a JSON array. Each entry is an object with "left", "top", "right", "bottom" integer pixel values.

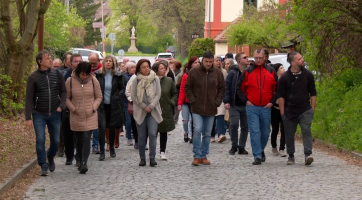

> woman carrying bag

[
  {"left": 66, "top": 62, "right": 102, "bottom": 174},
  {"left": 95, "top": 55, "right": 126, "bottom": 161}
]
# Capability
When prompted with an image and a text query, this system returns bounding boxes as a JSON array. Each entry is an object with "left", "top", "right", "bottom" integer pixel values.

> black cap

[{"left": 225, "top": 53, "right": 233, "bottom": 59}]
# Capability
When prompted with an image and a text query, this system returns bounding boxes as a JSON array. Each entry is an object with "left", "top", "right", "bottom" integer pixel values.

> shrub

[{"left": 188, "top": 38, "right": 214, "bottom": 60}]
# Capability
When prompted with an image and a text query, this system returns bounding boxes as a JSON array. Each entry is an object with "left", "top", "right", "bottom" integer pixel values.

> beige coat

[
  {"left": 216, "top": 68, "right": 228, "bottom": 116},
  {"left": 125, "top": 74, "right": 136, "bottom": 102},
  {"left": 66, "top": 73, "right": 103, "bottom": 131},
  {"left": 130, "top": 75, "right": 163, "bottom": 125}
]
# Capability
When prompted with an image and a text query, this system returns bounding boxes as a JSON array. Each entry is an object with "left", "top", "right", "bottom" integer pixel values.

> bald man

[
  {"left": 89, "top": 53, "right": 102, "bottom": 72},
  {"left": 123, "top": 57, "right": 130, "bottom": 65},
  {"left": 53, "top": 58, "right": 62, "bottom": 68}
]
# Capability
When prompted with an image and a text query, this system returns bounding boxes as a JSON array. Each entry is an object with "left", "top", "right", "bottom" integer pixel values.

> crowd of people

[{"left": 25, "top": 48, "right": 316, "bottom": 175}]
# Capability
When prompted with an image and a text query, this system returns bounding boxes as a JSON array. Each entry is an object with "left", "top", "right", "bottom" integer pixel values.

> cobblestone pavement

[{"left": 25, "top": 119, "right": 362, "bottom": 200}]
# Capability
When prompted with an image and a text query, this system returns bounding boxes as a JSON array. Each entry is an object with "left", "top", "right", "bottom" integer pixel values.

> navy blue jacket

[{"left": 223, "top": 65, "right": 247, "bottom": 106}]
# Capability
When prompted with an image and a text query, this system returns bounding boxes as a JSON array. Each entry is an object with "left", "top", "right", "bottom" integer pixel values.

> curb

[
  {"left": 314, "top": 139, "right": 362, "bottom": 159},
  {"left": 0, "top": 157, "right": 38, "bottom": 195}
]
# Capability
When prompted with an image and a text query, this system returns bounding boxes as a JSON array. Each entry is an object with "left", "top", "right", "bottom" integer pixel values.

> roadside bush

[
  {"left": 0, "top": 75, "right": 25, "bottom": 116},
  {"left": 311, "top": 69, "right": 362, "bottom": 152},
  {"left": 188, "top": 38, "right": 214, "bottom": 60}
]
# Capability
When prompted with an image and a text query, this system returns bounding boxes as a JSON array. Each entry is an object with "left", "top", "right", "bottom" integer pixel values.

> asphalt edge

[
  {"left": 314, "top": 139, "right": 362, "bottom": 159},
  {"left": 0, "top": 157, "right": 38, "bottom": 195}
]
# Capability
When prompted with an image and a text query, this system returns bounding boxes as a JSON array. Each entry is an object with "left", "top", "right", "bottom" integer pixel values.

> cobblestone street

[{"left": 25, "top": 120, "right": 362, "bottom": 200}]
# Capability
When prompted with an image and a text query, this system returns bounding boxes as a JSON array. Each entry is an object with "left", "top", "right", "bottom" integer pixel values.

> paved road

[{"left": 25, "top": 118, "right": 362, "bottom": 200}]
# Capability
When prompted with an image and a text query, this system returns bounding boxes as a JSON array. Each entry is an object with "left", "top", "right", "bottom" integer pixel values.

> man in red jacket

[{"left": 237, "top": 49, "right": 278, "bottom": 165}]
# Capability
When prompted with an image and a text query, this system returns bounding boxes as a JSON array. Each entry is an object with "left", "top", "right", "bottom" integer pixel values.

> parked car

[
  {"left": 248, "top": 53, "right": 289, "bottom": 71},
  {"left": 70, "top": 48, "right": 104, "bottom": 62},
  {"left": 155, "top": 53, "right": 174, "bottom": 62},
  {"left": 166, "top": 46, "right": 177, "bottom": 57}
]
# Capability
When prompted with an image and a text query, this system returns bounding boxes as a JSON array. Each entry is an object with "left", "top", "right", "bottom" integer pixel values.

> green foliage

[
  {"left": 311, "top": 69, "right": 362, "bottom": 152},
  {"left": 188, "top": 38, "right": 214, "bottom": 60},
  {"left": 227, "top": 0, "right": 296, "bottom": 51},
  {"left": 291, "top": 0, "right": 362, "bottom": 76},
  {"left": 44, "top": 0, "right": 86, "bottom": 57},
  {"left": 151, "top": 33, "right": 175, "bottom": 54},
  {"left": 0, "top": 75, "right": 24, "bottom": 115}
]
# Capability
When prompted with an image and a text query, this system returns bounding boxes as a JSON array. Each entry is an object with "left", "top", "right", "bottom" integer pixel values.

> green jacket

[{"left": 158, "top": 76, "right": 177, "bottom": 132}]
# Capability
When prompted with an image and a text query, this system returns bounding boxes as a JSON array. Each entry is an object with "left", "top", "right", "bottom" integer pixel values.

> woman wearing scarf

[
  {"left": 66, "top": 62, "right": 102, "bottom": 173},
  {"left": 177, "top": 56, "right": 201, "bottom": 143},
  {"left": 131, "top": 59, "right": 162, "bottom": 167},
  {"left": 95, "top": 55, "right": 126, "bottom": 161},
  {"left": 152, "top": 62, "right": 177, "bottom": 160}
]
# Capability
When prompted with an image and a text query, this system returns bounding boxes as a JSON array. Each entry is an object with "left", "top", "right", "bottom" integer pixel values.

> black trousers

[
  {"left": 130, "top": 115, "right": 138, "bottom": 143},
  {"left": 211, "top": 117, "right": 217, "bottom": 137},
  {"left": 99, "top": 104, "right": 115, "bottom": 152},
  {"left": 62, "top": 111, "right": 75, "bottom": 160},
  {"left": 75, "top": 131, "right": 92, "bottom": 164},
  {"left": 159, "top": 132, "right": 168, "bottom": 152},
  {"left": 271, "top": 107, "right": 285, "bottom": 150}
]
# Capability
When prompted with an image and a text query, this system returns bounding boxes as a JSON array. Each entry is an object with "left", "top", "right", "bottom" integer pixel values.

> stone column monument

[{"left": 128, "top": 26, "right": 138, "bottom": 53}]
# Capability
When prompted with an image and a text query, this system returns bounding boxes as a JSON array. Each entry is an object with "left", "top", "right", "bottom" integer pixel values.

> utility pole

[
  {"left": 38, "top": 0, "right": 44, "bottom": 52},
  {"left": 101, "top": 0, "right": 106, "bottom": 56},
  {"left": 208, "top": 0, "right": 211, "bottom": 38}
]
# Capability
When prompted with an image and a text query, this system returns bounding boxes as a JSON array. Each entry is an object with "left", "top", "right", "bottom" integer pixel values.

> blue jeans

[
  {"left": 216, "top": 115, "right": 226, "bottom": 136},
  {"left": 181, "top": 104, "right": 193, "bottom": 138},
  {"left": 124, "top": 103, "right": 132, "bottom": 140},
  {"left": 33, "top": 112, "right": 61, "bottom": 166},
  {"left": 92, "top": 129, "right": 99, "bottom": 147},
  {"left": 192, "top": 113, "right": 215, "bottom": 159},
  {"left": 246, "top": 105, "right": 271, "bottom": 160}
]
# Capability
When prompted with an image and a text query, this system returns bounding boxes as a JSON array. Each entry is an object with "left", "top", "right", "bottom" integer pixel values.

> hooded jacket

[
  {"left": 237, "top": 62, "right": 278, "bottom": 106},
  {"left": 66, "top": 72, "right": 102, "bottom": 131},
  {"left": 223, "top": 65, "right": 247, "bottom": 106}
]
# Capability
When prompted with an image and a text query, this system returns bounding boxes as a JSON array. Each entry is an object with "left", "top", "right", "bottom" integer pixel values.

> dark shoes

[
  {"left": 287, "top": 157, "right": 295, "bottom": 165},
  {"left": 261, "top": 151, "right": 266, "bottom": 162},
  {"left": 110, "top": 148, "right": 116, "bottom": 158},
  {"left": 57, "top": 149, "right": 64, "bottom": 157},
  {"left": 150, "top": 158, "right": 157, "bottom": 167},
  {"left": 184, "top": 133, "right": 189, "bottom": 142},
  {"left": 238, "top": 147, "right": 249, "bottom": 155},
  {"left": 99, "top": 151, "right": 105, "bottom": 161},
  {"left": 40, "top": 163, "right": 48, "bottom": 176},
  {"left": 79, "top": 163, "right": 88, "bottom": 174},
  {"left": 47, "top": 157, "right": 55, "bottom": 172},
  {"left": 139, "top": 159, "right": 146, "bottom": 166},
  {"left": 252, "top": 158, "right": 262, "bottom": 165},
  {"left": 134, "top": 143, "right": 139, "bottom": 149},
  {"left": 305, "top": 155, "right": 314, "bottom": 165},
  {"left": 229, "top": 147, "right": 238, "bottom": 155}
]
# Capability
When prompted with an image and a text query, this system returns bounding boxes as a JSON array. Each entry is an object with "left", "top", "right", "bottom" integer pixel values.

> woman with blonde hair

[
  {"left": 224, "top": 58, "right": 234, "bottom": 72},
  {"left": 95, "top": 55, "right": 126, "bottom": 161}
]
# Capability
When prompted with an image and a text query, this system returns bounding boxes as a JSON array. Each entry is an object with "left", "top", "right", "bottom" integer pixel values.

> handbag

[
  {"left": 127, "top": 101, "right": 134, "bottom": 115},
  {"left": 224, "top": 109, "right": 230, "bottom": 123}
]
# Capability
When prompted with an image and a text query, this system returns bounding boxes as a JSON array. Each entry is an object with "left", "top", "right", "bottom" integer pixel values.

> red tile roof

[{"left": 213, "top": 17, "right": 241, "bottom": 43}]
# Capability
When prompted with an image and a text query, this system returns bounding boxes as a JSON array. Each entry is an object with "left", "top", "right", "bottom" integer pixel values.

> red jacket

[
  {"left": 91, "top": 63, "right": 102, "bottom": 73},
  {"left": 238, "top": 62, "right": 278, "bottom": 106},
  {"left": 178, "top": 73, "right": 189, "bottom": 105}
]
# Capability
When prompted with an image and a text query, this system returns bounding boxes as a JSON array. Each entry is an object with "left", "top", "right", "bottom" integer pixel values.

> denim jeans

[
  {"left": 92, "top": 129, "right": 99, "bottom": 147},
  {"left": 211, "top": 115, "right": 226, "bottom": 137},
  {"left": 124, "top": 103, "right": 132, "bottom": 140},
  {"left": 181, "top": 104, "right": 193, "bottom": 138},
  {"left": 33, "top": 112, "right": 61, "bottom": 166},
  {"left": 229, "top": 105, "right": 249, "bottom": 148},
  {"left": 246, "top": 105, "right": 271, "bottom": 160},
  {"left": 192, "top": 113, "right": 215, "bottom": 159},
  {"left": 136, "top": 114, "right": 158, "bottom": 159}
]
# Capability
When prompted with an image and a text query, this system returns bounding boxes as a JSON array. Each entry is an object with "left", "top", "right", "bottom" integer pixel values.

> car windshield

[{"left": 158, "top": 55, "right": 172, "bottom": 58}]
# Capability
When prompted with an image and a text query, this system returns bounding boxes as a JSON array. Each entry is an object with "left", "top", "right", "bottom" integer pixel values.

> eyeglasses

[{"left": 254, "top": 57, "right": 264, "bottom": 61}]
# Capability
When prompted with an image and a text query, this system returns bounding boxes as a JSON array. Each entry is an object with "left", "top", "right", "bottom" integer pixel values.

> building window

[{"left": 244, "top": 0, "right": 257, "bottom": 8}]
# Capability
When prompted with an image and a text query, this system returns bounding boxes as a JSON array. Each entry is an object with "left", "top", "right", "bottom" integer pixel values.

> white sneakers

[{"left": 160, "top": 152, "right": 167, "bottom": 160}]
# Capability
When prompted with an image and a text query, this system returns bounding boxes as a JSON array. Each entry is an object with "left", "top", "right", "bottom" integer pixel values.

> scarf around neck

[{"left": 136, "top": 70, "right": 156, "bottom": 104}]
